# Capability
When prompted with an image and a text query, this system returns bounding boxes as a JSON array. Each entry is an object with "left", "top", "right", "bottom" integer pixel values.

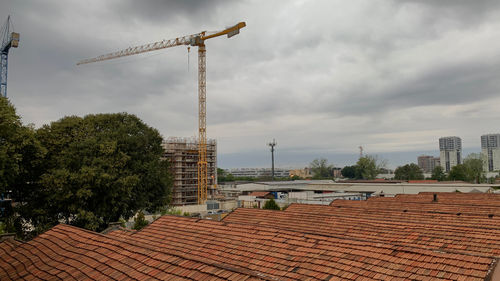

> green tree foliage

[
  {"left": 263, "top": 198, "right": 280, "bottom": 210},
  {"left": 133, "top": 210, "right": 149, "bottom": 230},
  {"left": 0, "top": 97, "right": 45, "bottom": 201},
  {"left": 355, "top": 155, "right": 384, "bottom": 180},
  {"left": 217, "top": 168, "right": 226, "bottom": 183},
  {"left": 448, "top": 164, "right": 467, "bottom": 181},
  {"left": 310, "top": 158, "right": 333, "bottom": 179},
  {"left": 447, "top": 154, "right": 486, "bottom": 183},
  {"left": 0, "top": 97, "right": 46, "bottom": 235},
  {"left": 341, "top": 165, "right": 356, "bottom": 179},
  {"left": 394, "top": 163, "right": 424, "bottom": 181},
  {"left": 431, "top": 166, "right": 446, "bottom": 181},
  {"left": 16, "top": 113, "right": 171, "bottom": 236},
  {"left": 463, "top": 153, "right": 484, "bottom": 183}
]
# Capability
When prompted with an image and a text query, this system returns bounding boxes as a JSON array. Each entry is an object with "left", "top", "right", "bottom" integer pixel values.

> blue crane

[{"left": 0, "top": 16, "right": 19, "bottom": 98}]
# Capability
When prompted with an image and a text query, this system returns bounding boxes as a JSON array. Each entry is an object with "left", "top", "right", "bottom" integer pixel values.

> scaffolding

[{"left": 162, "top": 137, "right": 217, "bottom": 205}]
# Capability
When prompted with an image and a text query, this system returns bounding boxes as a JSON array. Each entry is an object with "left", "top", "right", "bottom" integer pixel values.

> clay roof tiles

[
  {"left": 2, "top": 192, "right": 500, "bottom": 280},
  {"left": 0, "top": 224, "right": 264, "bottom": 281}
]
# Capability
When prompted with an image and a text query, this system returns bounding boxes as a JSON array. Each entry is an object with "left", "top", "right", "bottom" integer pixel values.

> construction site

[{"left": 162, "top": 137, "right": 217, "bottom": 206}]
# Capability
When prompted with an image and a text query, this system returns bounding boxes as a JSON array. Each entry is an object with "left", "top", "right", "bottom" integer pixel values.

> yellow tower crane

[{"left": 77, "top": 22, "right": 246, "bottom": 204}]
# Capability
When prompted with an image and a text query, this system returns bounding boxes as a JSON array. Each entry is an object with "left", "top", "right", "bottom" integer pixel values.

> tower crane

[
  {"left": 77, "top": 22, "right": 246, "bottom": 204},
  {"left": 1, "top": 16, "right": 20, "bottom": 97}
]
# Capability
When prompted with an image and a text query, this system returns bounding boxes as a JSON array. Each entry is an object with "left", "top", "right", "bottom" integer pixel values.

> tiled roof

[
  {"left": 2, "top": 192, "right": 500, "bottom": 280},
  {"left": 331, "top": 196, "right": 500, "bottom": 216},
  {"left": 227, "top": 205, "right": 500, "bottom": 257},
  {"left": 248, "top": 191, "right": 271, "bottom": 197},
  {"left": 0, "top": 224, "right": 264, "bottom": 281},
  {"left": 134, "top": 215, "right": 494, "bottom": 280}
]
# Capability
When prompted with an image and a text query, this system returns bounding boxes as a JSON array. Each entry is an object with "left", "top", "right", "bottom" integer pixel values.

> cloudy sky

[{"left": 2, "top": 0, "right": 500, "bottom": 169}]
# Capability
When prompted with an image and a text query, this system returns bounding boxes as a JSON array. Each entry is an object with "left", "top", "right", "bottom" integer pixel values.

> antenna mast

[{"left": 268, "top": 139, "right": 277, "bottom": 181}]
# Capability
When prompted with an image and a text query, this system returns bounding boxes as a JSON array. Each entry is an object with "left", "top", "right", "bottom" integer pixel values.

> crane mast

[
  {"left": 77, "top": 22, "right": 245, "bottom": 204},
  {"left": 1, "top": 16, "right": 20, "bottom": 98}
]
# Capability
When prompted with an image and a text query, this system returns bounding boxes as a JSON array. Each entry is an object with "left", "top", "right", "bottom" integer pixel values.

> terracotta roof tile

[{"left": 2, "top": 193, "right": 500, "bottom": 280}]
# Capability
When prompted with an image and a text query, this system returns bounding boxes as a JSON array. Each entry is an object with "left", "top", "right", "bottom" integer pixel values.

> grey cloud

[
  {"left": 326, "top": 59, "right": 500, "bottom": 117},
  {"left": 395, "top": 0, "right": 500, "bottom": 25},
  {"left": 114, "top": 0, "right": 226, "bottom": 26},
  {"left": 3, "top": 0, "right": 500, "bottom": 168}
]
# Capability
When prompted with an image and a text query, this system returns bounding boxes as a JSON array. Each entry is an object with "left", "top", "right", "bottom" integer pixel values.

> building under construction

[{"left": 162, "top": 137, "right": 217, "bottom": 205}]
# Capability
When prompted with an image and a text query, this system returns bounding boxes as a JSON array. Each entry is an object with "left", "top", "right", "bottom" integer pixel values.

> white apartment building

[
  {"left": 481, "top": 134, "right": 500, "bottom": 172},
  {"left": 439, "top": 136, "right": 462, "bottom": 172}
]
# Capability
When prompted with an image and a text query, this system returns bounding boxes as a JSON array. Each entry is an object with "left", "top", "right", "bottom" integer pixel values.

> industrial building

[
  {"left": 439, "top": 136, "right": 462, "bottom": 172},
  {"left": 481, "top": 134, "right": 500, "bottom": 172},
  {"left": 162, "top": 137, "right": 217, "bottom": 206},
  {"left": 226, "top": 167, "right": 290, "bottom": 178}
]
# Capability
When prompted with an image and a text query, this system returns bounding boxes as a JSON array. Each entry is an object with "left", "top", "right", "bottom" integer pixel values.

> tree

[
  {"left": 341, "top": 166, "right": 356, "bottom": 179},
  {"left": 431, "top": 166, "right": 446, "bottom": 181},
  {"left": 0, "top": 97, "right": 44, "bottom": 200},
  {"left": 310, "top": 158, "right": 333, "bottom": 179},
  {"left": 133, "top": 210, "right": 149, "bottom": 230},
  {"left": 16, "top": 113, "right": 172, "bottom": 236},
  {"left": 463, "top": 153, "right": 484, "bottom": 183},
  {"left": 394, "top": 164, "right": 424, "bottom": 181},
  {"left": 355, "top": 155, "right": 384, "bottom": 180},
  {"left": 217, "top": 168, "right": 226, "bottom": 183},
  {"left": 0, "top": 97, "right": 46, "bottom": 235},
  {"left": 448, "top": 164, "right": 467, "bottom": 181},
  {"left": 263, "top": 198, "right": 280, "bottom": 210}
]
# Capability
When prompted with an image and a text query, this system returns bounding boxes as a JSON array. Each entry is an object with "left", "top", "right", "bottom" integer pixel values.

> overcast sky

[{"left": 2, "top": 0, "right": 500, "bottom": 169}]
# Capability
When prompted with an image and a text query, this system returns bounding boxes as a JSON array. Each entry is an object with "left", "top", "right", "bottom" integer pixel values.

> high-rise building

[
  {"left": 162, "top": 137, "right": 217, "bottom": 206},
  {"left": 417, "top": 155, "right": 440, "bottom": 173},
  {"left": 481, "top": 134, "right": 500, "bottom": 172},
  {"left": 439, "top": 136, "right": 462, "bottom": 172}
]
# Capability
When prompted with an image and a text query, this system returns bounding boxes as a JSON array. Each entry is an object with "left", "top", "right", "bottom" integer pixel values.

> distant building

[
  {"left": 289, "top": 167, "right": 312, "bottom": 179},
  {"left": 226, "top": 168, "right": 290, "bottom": 178},
  {"left": 481, "top": 134, "right": 500, "bottom": 172},
  {"left": 332, "top": 167, "right": 342, "bottom": 178},
  {"left": 417, "top": 155, "right": 440, "bottom": 173},
  {"left": 439, "top": 136, "right": 462, "bottom": 172}
]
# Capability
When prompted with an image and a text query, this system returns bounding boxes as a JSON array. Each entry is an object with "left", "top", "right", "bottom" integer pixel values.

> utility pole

[{"left": 268, "top": 139, "right": 277, "bottom": 181}]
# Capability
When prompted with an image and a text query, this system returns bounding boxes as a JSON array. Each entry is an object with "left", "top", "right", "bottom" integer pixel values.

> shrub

[
  {"left": 263, "top": 198, "right": 280, "bottom": 210},
  {"left": 133, "top": 211, "right": 149, "bottom": 230}
]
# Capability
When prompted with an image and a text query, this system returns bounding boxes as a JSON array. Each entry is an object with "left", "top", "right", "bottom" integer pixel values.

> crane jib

[{"left": 76, "top": 22, "right": 245, "bottom": 204}]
